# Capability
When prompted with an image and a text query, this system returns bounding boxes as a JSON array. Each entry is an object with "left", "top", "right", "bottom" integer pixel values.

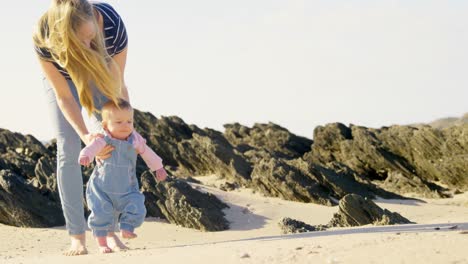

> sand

[{"left": 1, "top": 175, "right": 467, "bottom": 264}]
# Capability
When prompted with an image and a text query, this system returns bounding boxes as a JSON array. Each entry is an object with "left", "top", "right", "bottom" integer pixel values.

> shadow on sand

[{"left": 222, "top": 203, "right": 269, "bottom": 231}]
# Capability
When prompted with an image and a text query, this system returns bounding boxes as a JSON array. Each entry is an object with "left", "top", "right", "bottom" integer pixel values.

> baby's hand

[
  {"left": 155, "top": 168, "right": 168, "bottom": 182},
  {"left": 79, "top": 156, "right": 91, "bottom": 166}
]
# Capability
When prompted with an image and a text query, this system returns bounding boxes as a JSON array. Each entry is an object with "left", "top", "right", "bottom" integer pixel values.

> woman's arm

[
  {"left": 38, "top": 58, "right": 90, "bottom": 143},
  {"left": 111, "top": 46, "right": 129, "bottom": 102}
]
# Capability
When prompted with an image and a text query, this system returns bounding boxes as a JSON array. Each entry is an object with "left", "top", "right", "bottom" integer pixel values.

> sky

[{"left": 1, "top": 0, "right": 467, "bottom": 141}]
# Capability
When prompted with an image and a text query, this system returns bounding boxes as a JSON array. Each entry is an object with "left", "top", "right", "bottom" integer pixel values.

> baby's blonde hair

[
  {"left": 33, "top": 0, "right": 121, "bottom": 114},
  {"left": 101, "top": 99, "right": 133, "bottom": 121}
]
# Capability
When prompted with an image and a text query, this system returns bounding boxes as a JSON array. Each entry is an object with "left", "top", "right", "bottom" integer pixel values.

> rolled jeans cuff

[
  {"left": 120, "top": 223, "right": 135, "bottom": 233},
  {"left": 93, "top": 229, "right": 108, "bottom": 237}
]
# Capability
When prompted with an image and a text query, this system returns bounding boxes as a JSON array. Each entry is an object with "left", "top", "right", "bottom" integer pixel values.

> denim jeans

[{"left": 43, "top": 77, "right": 108, "bottom": 235}]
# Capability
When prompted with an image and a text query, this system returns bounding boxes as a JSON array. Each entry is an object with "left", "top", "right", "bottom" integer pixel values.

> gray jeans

[{"left": 43, "top": 77, "right": 108, "bottom": 235}]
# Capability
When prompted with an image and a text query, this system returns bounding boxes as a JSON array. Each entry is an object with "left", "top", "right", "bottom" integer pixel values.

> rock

[
  {"left": 175, "top": 131, "right": 252, "bottom": 184},
  {"left": 34, "top": 156, "right": 60, "bottom": 198},
  {"left": 304, "top": 123, "right": 467, "bottom": 197},
  {"left": 0, "top": 129, "right": 65, "bottom": 227},
  {"left": 224, "top": 122, "right": 313, "bottom": 160},
  {"left": 219, "top": 182, "right": 239, "bottom": 192},
  {"left": 380, "top": 171, "right": 445, "bottom": 198},
  {"left": 377, "top": 125, "right": 468, "bottom": 192},
  {"left": 0, "top": 170, "right": 64, "bottom": 227},
  {"left": 423, "top": 112, "right": 468, "bottom": 129},
  {"left": 134, "top": 113, "right": 252, "bottom": 185},
  {"left": 279, "top": 217, "right": 327, "bottom": 234},
  {"left": 141, "top": 172, "right": 230, "bottom": 231},
  {"left": 0, "top": 131, "right": 47, "bottom": 181},
  {"left": 251, "top": 156, "right": 334, "bottom": 205},
  {"left": 0, "top": 124, "right": 235, "bottom": 231},
  {"left": 140, "top": 171, "right": 166, "bottom": 219},
  {"left": 328, "top": 194, "right": 413, "bottom": 227},
  {"left": 1, "top": 113, "right": 467, "bottom": 229}
]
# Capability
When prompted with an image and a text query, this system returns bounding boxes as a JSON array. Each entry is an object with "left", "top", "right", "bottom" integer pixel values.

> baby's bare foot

[
  {"left": 64, "top": 234, "right": 88, "bottom": 256},
  {"left": 107, "top": 232, "right": 129, "bottom": 251},
  {"left": 98, "top": 246, "right": 112, "bottom": 254},
  {"left": 121, "top": 230, "right": 137, "bottom": 239},
  {"left": 96, "top": 236, "right": 112, "bottom": 254}
]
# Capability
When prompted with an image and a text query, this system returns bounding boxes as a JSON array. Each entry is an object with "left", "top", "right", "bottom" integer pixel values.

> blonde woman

[{"left": 34, "top": 0, "right": 130, "bottom": 255}]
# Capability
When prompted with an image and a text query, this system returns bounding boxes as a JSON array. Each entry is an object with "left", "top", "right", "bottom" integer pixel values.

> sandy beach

[{"left": 1, "top": 175, "right": 468, "bottom": 264}]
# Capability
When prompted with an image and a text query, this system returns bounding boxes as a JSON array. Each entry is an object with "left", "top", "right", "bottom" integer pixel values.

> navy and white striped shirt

[{"left": 35, "top": 2, "right": 128, "bottom": 79}]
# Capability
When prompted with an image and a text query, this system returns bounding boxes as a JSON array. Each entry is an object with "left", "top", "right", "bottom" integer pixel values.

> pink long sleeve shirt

[{"left": 79, "top": 131, "right": 164, "bottom": 171}]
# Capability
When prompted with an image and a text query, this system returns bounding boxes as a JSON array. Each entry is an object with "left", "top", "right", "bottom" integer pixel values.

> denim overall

[{"left": 85, "top": 135, "right": 146, "bottom": 237}]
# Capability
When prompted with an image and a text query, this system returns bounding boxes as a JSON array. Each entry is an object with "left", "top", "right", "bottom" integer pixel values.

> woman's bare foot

[
  {"left": 121, "top": 229, "right": 137, "bottom": 239},
  {"left": 96, "top": 236, "right": 112, "bottom": 254},
  {"left": 107, "top": 232, "right": 129, "bottom": 252},
  {"left": 64, "top": 234, "right": 88, "bottom": 256}
]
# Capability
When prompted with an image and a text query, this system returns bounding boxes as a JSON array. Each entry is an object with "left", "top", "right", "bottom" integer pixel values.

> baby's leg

[
  {"left": 107, "top": 231, "right": 129, "bottom": 251},
  {"left": 87, "top": 182, "right": 115, "bottom": 253},
  {"left": 121, "top": 229, "right": 138, "bottom": 239},
  {"left": 118, "top": 191, "right": 146, "bottom": 240},
  {"left": 96, "top": 236, "right": 112, "bottom": 253}
]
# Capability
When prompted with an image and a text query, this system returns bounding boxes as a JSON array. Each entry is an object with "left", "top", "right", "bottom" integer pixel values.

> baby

[{"left": 79, "top": 99, "right": 167, "bottom": 253}]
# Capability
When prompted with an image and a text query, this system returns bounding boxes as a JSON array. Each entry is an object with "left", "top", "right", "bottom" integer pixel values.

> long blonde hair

[{"left": 33, "top": 0, "right": 121, "bottom": 114}]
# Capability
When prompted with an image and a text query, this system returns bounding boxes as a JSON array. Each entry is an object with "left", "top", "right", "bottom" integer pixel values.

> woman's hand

[
  {"left": 96, "top": 144, "right": 115, "bottom": 161},
  {"left": 83, "top": 133, "right": 114, "bottom": 161}
]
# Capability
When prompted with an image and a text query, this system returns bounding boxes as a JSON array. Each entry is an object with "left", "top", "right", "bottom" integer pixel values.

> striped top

[{"left": 34, "top": 2, "right": 128, "bottom": 79}]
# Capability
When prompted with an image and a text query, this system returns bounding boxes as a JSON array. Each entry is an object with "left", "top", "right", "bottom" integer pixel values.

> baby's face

[{"left": 103, "top": 108, "right": 134, "bottom": 140}]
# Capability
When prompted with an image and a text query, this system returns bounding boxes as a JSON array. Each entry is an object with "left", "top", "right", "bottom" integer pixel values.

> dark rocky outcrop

[
  {"left": 279, "top": 217, "right": 327, "bottom": 234},
  {"left": 0, "top": 129, "right": 64, "bottom": 226},
  {"left": 135, "top": 112, "right": 468, "bottom": 205},
  {"left": 304, "top": 123, "right": 468, "bottom": 198},
  {"left": 1, "top": 112, "right": 467, "bottom": 229},
  {"left": 224, "top": 122, "right": 313, "bottom": 160},
  {"left": 328, "top": 194, "right": 413, "bottom": 227},
  {"left": 376, "top": 125, "right": 468, "bottom": 192},
  {"left": 0, "top": 170, "right": 64, "bottom": 227},
  {"left": 280, "top": 194, "right": 413, "bottom": 232},
  {"left": 418, "top": 112, "right": 468, "bottom": 129},
  {"left": 134, "top": 112, "right": 252, "bottom": 185},
  {"left": 250, "top": 156, "right": 334, "bottom": 205},
  {"left": 0, "top": 128, "right": 49, "bottom": 180},
  {"left": 140, "top": 172, "right": 229, "bottom": 232},
  {"left": 0, "top": 127, "right": 231, "bottom": 231}
]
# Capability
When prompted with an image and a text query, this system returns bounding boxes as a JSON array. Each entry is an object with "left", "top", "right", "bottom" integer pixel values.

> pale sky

[{"left": 1, "top": 0, "right": 467, "bottom": 141}]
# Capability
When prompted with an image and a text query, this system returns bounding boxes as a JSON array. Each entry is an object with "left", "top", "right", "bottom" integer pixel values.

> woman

[{"left": 33, "top": 0, "right": 130, "bottom": 255}]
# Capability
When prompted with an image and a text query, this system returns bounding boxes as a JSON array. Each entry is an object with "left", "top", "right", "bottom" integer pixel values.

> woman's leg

[{"left": 44, "top": 78, "right": 87, "bottom": 255}]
